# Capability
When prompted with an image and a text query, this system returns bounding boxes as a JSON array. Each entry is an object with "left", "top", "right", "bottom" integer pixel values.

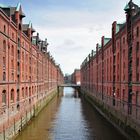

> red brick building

[
  {"left": 71, "top": 69, "right": 81, "bottom": 85},
  {"left": 81, "top": 0, "right": 140, "bottom": 120},
  {"left": 0, "top": 3, "right": 63, "bottom": 137}
]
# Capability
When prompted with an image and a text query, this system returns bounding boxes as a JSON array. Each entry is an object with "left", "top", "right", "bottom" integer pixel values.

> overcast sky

[{"left": 1, "top": 0, "right": 140, "bottom": 74}]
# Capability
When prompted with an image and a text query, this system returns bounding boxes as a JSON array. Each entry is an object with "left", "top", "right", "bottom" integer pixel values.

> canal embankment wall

[
  {"left": 0, "top": 88, "right": 59, "bottom": 140},
  {"left": 81, "top": 89, "right": 140, "bottom": 140}
]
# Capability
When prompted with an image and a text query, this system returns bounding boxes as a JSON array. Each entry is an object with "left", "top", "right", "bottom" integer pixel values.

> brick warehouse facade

[
  {"left": 0, "top": 3, "right": 63, "bottom": 139},
  {"left": 81, "top": 0, "right": 140, "bottom": 138},
  {"left": 71, "top": 69, "right": 81, "bottom": 85}
]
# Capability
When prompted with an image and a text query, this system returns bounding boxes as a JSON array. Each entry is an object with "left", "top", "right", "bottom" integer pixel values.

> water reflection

[{"left": 16, "top": 87, "right": 127, "bottom": 140}]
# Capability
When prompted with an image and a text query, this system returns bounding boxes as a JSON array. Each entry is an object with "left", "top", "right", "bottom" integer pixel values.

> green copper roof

[
  {"left": 0, "top": 3, "right": 9, "bottom": 8},
  {"left": 16, "top": 2, "right": 21, "bottom": 11},
  {"left": 98, "top": 44, "right": 102, "bottom": 49},
  {"left": 104, "top": 38, "right": 111, "bottom": 45},
  {"left": 29, "top": 21, "right": 32, "bottom": 28},
  {"left": 124, "top": 3, "right": 130, "bottom": 11}
]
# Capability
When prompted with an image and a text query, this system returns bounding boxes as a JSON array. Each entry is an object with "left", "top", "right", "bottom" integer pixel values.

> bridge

[
  {"left": 57, "top": 84, "right": 81, "bottom": 93},
  {"left": 58, "top": 84, "right": 80, "bottom": 88}
]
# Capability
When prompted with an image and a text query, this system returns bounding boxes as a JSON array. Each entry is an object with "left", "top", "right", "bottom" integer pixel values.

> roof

[
  {"left": 124, "top": 3, "right": 129, "bottom": 11},
  {"left": 0, "top": 4, "right": 9, "bottom": 8},
  {"left": 116, "top": 23, "right": 124, "bottom": 34},
  {"left": 16, "top": 2, "right": 21, "bottom": 11},
  {"left": 22, "top": 22, "right": 35, "bottom": 33},
  {"left": 22, "top": 24, "right": 29, "bottom": 31},
  {"left": 104, "top": 38, "right": 111, "bottom": 45},
  {"left": 32, "top": 36, "right": 37, "bottom": 45}
]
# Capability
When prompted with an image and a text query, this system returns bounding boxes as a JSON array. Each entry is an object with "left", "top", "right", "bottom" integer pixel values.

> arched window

[
  {"left": 29, "top": 87, "right": 31, "bottom": 97},
  {"left": 17, "top": 50, "right": 20, "bottom": 59},
  {"left": 22, "top": 88, "right": 24, "bottom": 98},
  {"left": 26, "top": 87, "right": 28, "bottom": 97},
  {"left": 3, "top": 40, "right": 6, "bottom": 52},
  {"left": 18, "top": 38, "right": 20, "bottom": 48},
  {"left": 17, "top": 89, "right": 20, "bottom": 101},
  {"left": 10, "top": 89, "right": 14, "bottom": 102},
  {"left": 11, "top": 59, "right": 14, "bottom": 69},
  {"left": 2, "top": 90, "right": 6, "bottom": 105},
  {"left": 3, "top": 57, "right": 6, "bottom": 67},
  {"left": 11, "top": 72, "right": 14, "bottom": 81},
  {"left": 3, "top": 72, "right": 6, "bottom": 81},
  {"left": 11, "top": 45, "right": 14, "bottom": 56}
]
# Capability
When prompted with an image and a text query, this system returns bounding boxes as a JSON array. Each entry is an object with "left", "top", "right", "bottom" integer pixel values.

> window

[
  {"left": 3, "top": 57, "right": 6, "bottom": 67},
  {"left": 136, "top": 26, "right": 139, "bottom": 37},
  {"left": 4, "top": 25, "right": 6, "bottom": 33},
  {"left": 26, "top": 87, "right": 28, "bottom": 97},
  {"left": 11, "top": 59, "right": 14, "bottom": 69},
  {"left": 3, "top": 40, "right": 6, "bottom": 52},
  {"left": 19, "top": 24, "right": 21, "bottom": 31},
  {"left": 3, "top": 72, "right": 6, "bottom": 81},
  {"left": 18, "top": 38, "right": 20, "bottom": 48},
  {"left": 17, "top": 75, "right": 20, "bottom": 82},
  {"left": 17, "top": 50, "right": 20, "bottom": 59},
  {"left": 10, "top": 89, "right": 14, "bottom": 101},
  {"left": 17, "top": 89, "right": 20, "bottom": 101},
  {"left": 136, "top": 42, "right": 139, "bottom": 51},
  {"left": 11, "top": 72, "right": 14, "bottom": 81},
  {"left": 22, "top": 88, "right": 24, "bottom": 98},
  {"left": 2, "top": 90, "right": 6, "bottom": 105},
  {"left": 123, "top": 89, "right": 125, "bottom": 100},
  {"left": 11, "top": 45, "right": 14, "bottom": 56}
]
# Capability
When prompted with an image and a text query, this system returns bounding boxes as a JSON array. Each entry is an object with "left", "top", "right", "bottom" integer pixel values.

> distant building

[
  {"left": 64, "top": 74, "right": 71, "bottom": 83},
  {"left": 71, "top": 69, "right": 81, "bottom": 85}
]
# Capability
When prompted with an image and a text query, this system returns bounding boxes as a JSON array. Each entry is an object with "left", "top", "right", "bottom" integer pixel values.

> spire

[
  {"left": 29, "top": 21, "right": 32, "bottom": 28},
  {"left": 124, "top": 0, "right": 140, "bottom": 14},
  {"left": 16, "top": 2, "right": 21, "bottom": 11},
  {"left": 124, "top": 3, "right": 130, "bottom": 11}
]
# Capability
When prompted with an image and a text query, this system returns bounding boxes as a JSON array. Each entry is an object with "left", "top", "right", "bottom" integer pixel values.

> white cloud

[{"left": 29, "top": 0, "right": 140, "bottom": 74}]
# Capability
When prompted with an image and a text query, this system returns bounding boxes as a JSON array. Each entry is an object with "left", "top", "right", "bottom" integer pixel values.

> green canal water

[{"left": 15, "top": 87, "right": 127, "bottom": 140}]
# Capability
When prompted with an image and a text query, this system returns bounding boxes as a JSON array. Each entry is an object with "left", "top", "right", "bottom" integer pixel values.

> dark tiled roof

[{"left": 22, "top": 24, "right": 29, "bottom": 31}]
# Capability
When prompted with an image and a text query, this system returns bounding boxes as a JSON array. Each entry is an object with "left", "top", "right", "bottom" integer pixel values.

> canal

[{"left": 15, "top": 87, "right": 127, "bottom": 140}]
